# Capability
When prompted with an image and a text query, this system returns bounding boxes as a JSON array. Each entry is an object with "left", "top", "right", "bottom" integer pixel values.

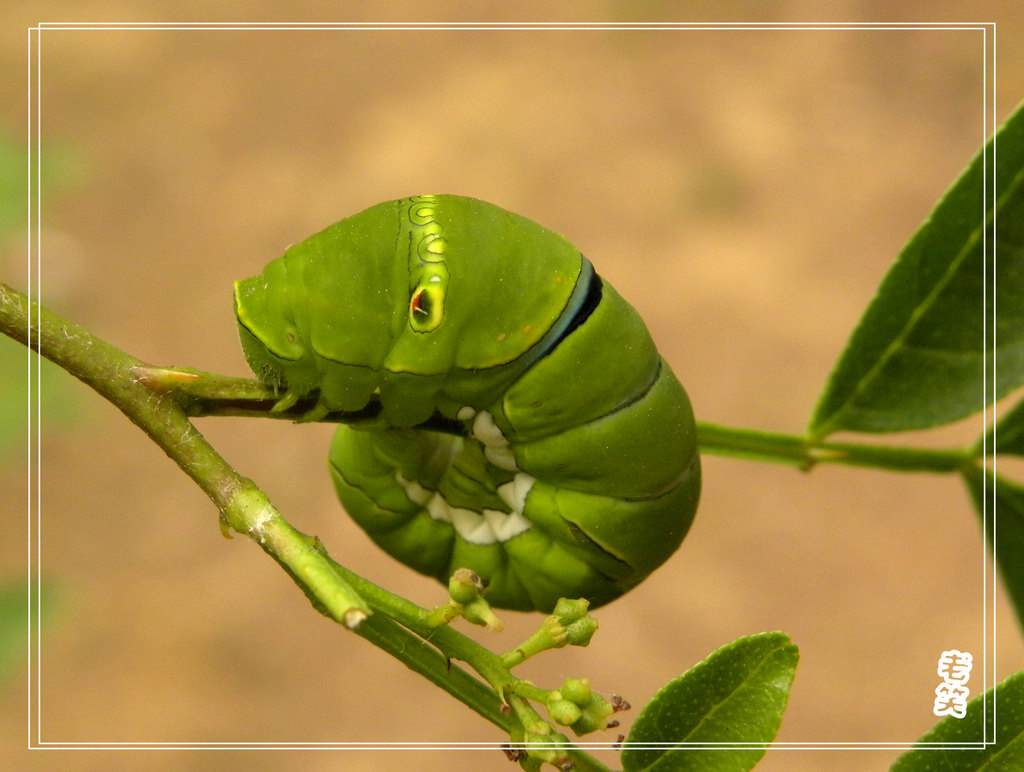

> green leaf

[
  {"left": 621, "top": 631, "right": 798, "bottom": 772},
  {"left": 890, "top": 669, "right": 1024, "bottom": 771},
  {"left": 974, "top": 396, "right": 1024, "bottom": 457},
  {"left": 808, "top": 100, "right": 1024, "bottom": 439},
  {"left": 963, "top": 467, "right": 1024, "bottom": 632}
]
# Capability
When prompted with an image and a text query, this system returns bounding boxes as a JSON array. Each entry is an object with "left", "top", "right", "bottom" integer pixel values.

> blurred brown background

[{"left": 2, "top": 2, "right": 1023, "bottom": 771}]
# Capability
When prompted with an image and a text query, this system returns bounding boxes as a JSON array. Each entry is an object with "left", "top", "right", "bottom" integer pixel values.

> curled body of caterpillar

[{"left": 234, "top": 195, "right": 700, "bottom": 612}]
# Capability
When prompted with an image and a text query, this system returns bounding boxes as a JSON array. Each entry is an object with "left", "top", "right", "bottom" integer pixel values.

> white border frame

[{"left": 25, "top": 19, "right": 999, "bottom": 757}]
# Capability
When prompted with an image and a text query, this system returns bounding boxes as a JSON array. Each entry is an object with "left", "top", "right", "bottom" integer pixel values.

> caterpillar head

[{"left": 234, "top": 195, "right": 588, "bottom": 425}]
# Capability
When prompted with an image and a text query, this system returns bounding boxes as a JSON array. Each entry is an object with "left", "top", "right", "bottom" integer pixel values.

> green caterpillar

[{"left": 234, "top": 195, "right": 700, "bottom": 612}]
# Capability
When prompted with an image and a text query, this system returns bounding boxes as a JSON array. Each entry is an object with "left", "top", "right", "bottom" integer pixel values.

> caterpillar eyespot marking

[{"left": 234, "top": 194, "right": 700, "bottom": 612}]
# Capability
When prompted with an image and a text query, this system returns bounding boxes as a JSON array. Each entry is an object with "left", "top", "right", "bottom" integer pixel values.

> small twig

[
  {"left": 2, "top": 283, "right": 620, "bottom": 769},
  {"left": 2, "top": 283, "right": 372, "bottom": 626}
]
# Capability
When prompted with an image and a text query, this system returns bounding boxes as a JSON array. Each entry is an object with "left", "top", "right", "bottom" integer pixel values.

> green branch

[
  {"left": 1, "top": 283, "right": 369, "bottom": 626},
  {"left": 696, "top": 421, "right": 974, "bottom": 473},
  {"left": 133, "top": 362, "right": 979, "bottom": 476},
  {"left": 1, "top": 283, "right": 614, "bottom": 771}
]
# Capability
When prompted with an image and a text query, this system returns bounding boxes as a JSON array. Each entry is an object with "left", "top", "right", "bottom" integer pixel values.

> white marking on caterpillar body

[
  {"left": 483, "top": 508, "right": 531, "bottom": 542},
  {"left": 395, "top": 472, "right": 533, "bottom": 545},
  {"left": 398, "top": 475, "right": 432, "bottom": 507},
  {"left": 483, "top": 445, "right": 517, "bottom": 471},
  {"left": 471, "top": 410, "right": 518, "bottom": 471},
  {"left": 498, "top": 473, "right": 535, "bottom": 513}
]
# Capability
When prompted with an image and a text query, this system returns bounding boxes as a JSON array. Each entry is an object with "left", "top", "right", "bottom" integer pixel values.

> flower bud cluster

[{"left": 545, "top": 677, "right": 620, "bottom": 736}]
